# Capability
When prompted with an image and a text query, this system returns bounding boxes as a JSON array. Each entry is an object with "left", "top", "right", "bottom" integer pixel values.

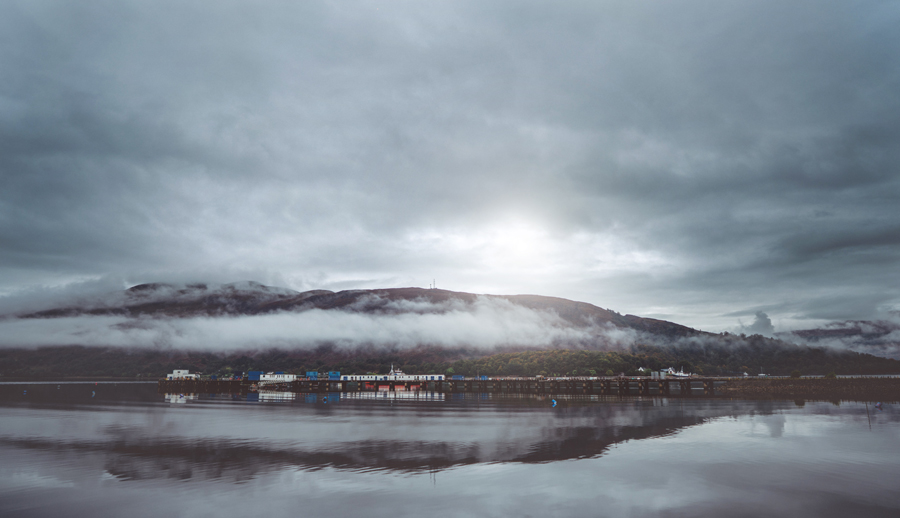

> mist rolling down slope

[
  {"left": 9, "top": 282, "right": 699, "bottom": 350},
  {"left": 0, "top": 282, "right": 898, "bottom": 378}
]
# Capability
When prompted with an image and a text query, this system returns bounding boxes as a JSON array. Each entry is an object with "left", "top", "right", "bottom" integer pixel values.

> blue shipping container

[
  {"left": 452, "top": 375, "right": 465, "bottom": 380},
  {"left": 328, "top": 371, "right": 340, "bottom": 380},
  {"left": 247, "top": 371, "right": 263, "bottom": 381},
  {"left": 306, "top": 371, "right": 318, "bottom": 379}
]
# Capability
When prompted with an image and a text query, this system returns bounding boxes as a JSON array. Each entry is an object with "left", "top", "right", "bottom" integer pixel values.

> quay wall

[
  {"left": 159, "top": 377, "right": 719, "bottom": 396},
  {"left": 158, "top": 377, "right": 900, "bottom": 401}
]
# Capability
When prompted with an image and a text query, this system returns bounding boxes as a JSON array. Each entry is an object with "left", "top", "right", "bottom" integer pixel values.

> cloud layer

[
  {"left": 0, "top": 297, "right": 639, "bottom": 351},
  {"left": 4, "top": 289, "right": 897, "bottom": 358},
  {"left": 2, "top": 1, "right": 900, "bottom": 332}
]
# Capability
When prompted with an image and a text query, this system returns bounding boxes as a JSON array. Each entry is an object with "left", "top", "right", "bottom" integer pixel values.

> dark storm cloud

[{"left": 1, "top": 0, "right": 900, "bottom": 333}]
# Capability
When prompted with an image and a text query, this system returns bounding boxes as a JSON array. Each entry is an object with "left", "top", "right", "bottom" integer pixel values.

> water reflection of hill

[{"left": 0, "top": 388, "right": 807, "bottom": 483}]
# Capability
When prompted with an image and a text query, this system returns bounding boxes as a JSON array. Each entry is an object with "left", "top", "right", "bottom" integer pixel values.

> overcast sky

[{"left": 2, "top": 0, "right": 899, "bottom": 333}]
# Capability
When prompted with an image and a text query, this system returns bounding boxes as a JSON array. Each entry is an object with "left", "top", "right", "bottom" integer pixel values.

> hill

[
  {"left": 3, "top": 282, "right": 899, "bottom": 379},
  {"left": 782, "top": 319, "right": 900, "bottom": 359},
  {"left": 19, "top": 282, "right": 700, "bottom": 339}
]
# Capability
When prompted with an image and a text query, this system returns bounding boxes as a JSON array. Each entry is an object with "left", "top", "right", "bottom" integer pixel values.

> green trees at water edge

[{"left": 1, "top": 339, "right": 898, "bottom": 379}]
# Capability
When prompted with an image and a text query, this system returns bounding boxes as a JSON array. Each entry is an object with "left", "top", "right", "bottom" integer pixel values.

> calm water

[{"left": 0, "top": 383, "right": 898, "bottom": 517}]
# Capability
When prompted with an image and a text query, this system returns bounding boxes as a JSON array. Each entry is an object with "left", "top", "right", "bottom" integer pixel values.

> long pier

[{"left": 158, "top": 377, "right": 725, "bottom": 396}]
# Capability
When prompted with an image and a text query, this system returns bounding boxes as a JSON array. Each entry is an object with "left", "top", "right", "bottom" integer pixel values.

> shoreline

[{"left": 4, "top": 376, "right": 900, "bottom": 402}]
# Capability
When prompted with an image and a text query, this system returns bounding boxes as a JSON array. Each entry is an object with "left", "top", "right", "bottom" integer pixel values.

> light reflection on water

[{"left": 0, "top": 383, "right": 898, "bottom": 517}]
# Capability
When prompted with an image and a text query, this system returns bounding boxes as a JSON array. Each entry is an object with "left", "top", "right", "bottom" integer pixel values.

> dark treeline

[
  {"left": 1, "top": 337, "right": 899, "bottom": 379},
  {"left": 448, "top": 342, "right": 900, "bottom": 377},
  {"left": 0, "top": 345, "right": 466, "bottom": 379}
]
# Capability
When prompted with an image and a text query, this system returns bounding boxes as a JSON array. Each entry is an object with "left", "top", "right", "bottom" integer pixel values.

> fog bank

[{"left": 0, "top": 297, "right": 640, "bottom": 351}]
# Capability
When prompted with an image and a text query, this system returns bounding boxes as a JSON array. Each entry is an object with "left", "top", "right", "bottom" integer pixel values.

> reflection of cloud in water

[
  {"left": 763, "top": 414, "right": 787, "bottom": 438},
  {"left": 1, "top": 391, "right": 899, "bottom": 518}
]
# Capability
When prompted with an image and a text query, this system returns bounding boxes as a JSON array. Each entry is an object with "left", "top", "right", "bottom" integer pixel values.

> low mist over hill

[
  {"left": 783, "top": 320, "right": 900, "bottom": 360},
  {"left": 4, "top": 282, "right": 702, "bottom": 352},
  {"left": 19, "top": 281, "right": 698, "bottom": 337},
  {"left": 1, "top": 282, "right": 898, "bottom": 378}
]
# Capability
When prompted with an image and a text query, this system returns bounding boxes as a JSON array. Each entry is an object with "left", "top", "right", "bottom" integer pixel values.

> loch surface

[{"left": 0, "top": 383, "right": 898, "bottom": 517}]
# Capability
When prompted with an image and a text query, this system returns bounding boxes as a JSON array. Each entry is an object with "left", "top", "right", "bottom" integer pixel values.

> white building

[
  {"left": 338, "top": 364, "right": 445, "bottom": 382},
  {"left": 259, "top": 372, "right": 297, "bottom": 382},
  {"left": 167, "top": 369, "right": 199, "bottom": 380}
]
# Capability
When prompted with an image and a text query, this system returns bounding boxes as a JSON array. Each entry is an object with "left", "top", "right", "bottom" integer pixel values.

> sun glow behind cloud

[
  {"left": 476, "top": 220, "right": 552, "bottom": 272},
  {"left": 403, "top": 218, "right": 675, "bottom": 296},
  {"left": 406, "top": 220, "right": 557, "bottom": 277}
]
